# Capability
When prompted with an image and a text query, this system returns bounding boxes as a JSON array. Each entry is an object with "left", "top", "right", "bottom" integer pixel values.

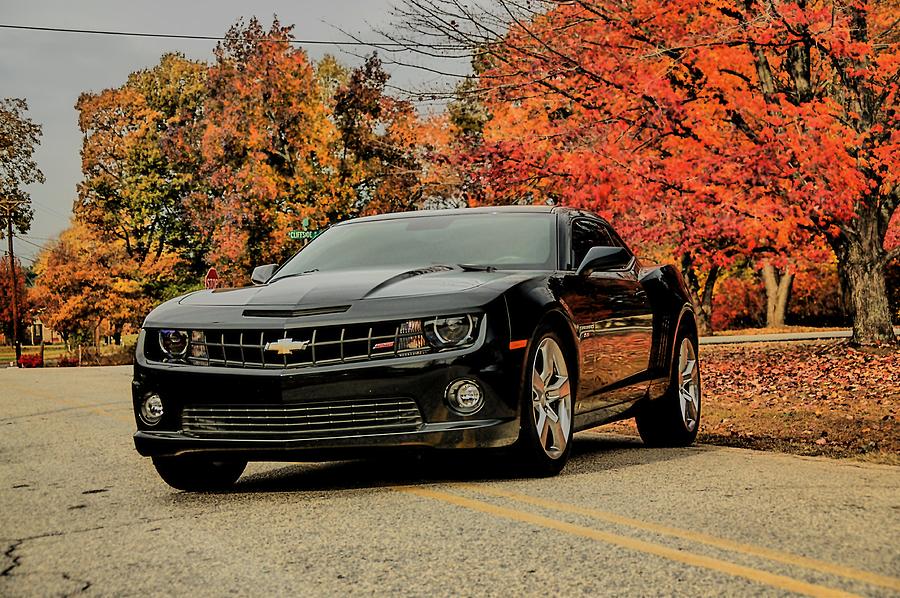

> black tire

[
  {"left": 515, "top": 327, "right": 575, "bottom": 476},
  {"left": 152, "top": 456, "right": 247, "bottom": 492},
  {"left": 636, "top": 332, "right": 701, "bottom": 447}
]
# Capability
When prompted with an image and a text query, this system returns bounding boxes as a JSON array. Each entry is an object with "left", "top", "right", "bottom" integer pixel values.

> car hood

[{"left": 179, "top": 266, "right": 512, "bottom": 308}]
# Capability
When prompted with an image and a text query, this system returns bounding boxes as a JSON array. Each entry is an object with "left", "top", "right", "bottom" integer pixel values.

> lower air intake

[{"left": 181, "top": 397, "right": 423, "bottom": 440}]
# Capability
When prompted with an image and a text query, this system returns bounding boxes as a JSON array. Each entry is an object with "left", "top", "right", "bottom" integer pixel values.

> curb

[{"left": 700, "top": 327, "right": 900, "bottom": 345}]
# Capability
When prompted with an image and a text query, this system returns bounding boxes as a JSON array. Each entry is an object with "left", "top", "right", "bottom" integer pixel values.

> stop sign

[{"left": 204, "top": 267, "right": 219, "bottom": 290}]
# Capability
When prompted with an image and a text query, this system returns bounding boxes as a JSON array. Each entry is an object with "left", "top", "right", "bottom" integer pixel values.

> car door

[{"left": 562, "top": 218, "right": 654, "bottom": 413}]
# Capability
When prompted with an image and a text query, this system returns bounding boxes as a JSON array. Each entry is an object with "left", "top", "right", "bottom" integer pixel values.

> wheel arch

[
  {"left": 530, "top": 307, "right": 581, "bottom": 404},
  {"left": 669, "top": 305, "right": 698, "bottom": 378}
]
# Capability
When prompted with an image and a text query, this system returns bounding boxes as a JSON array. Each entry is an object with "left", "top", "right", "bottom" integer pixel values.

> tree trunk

[
  {"left": 680, "top": 254, "right": 720, "bottom": 335},
  {"left": 761, "top": 263, "right": 793, "bottom": 328},
  {"left": 830, "top": 205, "right": 896, "bottom": 345}
]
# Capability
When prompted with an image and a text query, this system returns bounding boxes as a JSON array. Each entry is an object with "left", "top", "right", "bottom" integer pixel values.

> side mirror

[
  {"left": 250, "top": 264, "right": 278, "bottom": 285},
  {"left": 576, "top": 246, "right": 632, "bottom": 276}
]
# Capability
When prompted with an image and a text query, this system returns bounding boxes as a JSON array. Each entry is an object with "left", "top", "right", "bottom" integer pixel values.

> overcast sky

[{"left": 0, "top": 0, "right": 460, "bottom": 263}]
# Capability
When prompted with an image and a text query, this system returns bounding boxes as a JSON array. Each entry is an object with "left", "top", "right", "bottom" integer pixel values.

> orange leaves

[
  {"left": 194, "top": 18, "right": 344, "bottom": 276},
  {"left": 461, "top": 0, "right": 897, "bottom": 272},
  {"left": 30, "top": 224, "right": 170, "bottom": 339}
]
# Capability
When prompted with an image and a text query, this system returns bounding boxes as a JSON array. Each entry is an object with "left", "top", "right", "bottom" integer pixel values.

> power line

[
  {"left": 2, "top": 250, "right": 36, "bottom": 265},
  {"left": 0, "top": 23, "right": 464, "bottom": 50},
  {"left": 11, "top": 235, "right": 46, "bottom": 251},
  {"left": 30, "top": 199, "right": 71, "bottom": 220}
]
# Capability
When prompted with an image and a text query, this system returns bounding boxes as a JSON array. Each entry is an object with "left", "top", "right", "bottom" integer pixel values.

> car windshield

[{"left": 272, "top": 212, "right": 557, "bottom": 278}]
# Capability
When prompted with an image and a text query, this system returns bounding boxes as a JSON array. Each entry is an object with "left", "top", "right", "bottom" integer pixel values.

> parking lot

[{"left": 1, "top": 366, "right": 898, "bottom": 596}]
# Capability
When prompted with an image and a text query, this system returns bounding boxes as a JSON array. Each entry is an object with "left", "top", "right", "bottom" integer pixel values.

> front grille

[
  {"left": 181, "top": 397, "right": 423, "bottom": 440},
  {"left": 187, "top": 321, "right": 429, "bottom": 369}
]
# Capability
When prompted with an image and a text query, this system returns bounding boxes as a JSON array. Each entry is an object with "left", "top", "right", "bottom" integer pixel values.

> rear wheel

[
  {"left": 636, "top": 334, "right": 701, "bottom": 447},
  {"left": 516, "top": 330, "right": 574, "bottom": 476},
  {"left": 152, "top": 456, "right": 246, "bottom": 492}
]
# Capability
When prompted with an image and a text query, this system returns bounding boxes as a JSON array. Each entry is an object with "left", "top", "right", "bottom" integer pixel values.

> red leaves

[
  {"left": 700, "top": 341, "right": 899, "bottom": 459},
  {"left": 604, "top": 339, "right": 899, "bottom": 461},
  {"left": 457, "top": 0, "right": 898, "bottom": 330}
]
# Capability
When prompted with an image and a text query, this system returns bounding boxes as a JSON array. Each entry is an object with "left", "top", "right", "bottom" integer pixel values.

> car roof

[{"left": 338, "top": 205, "right": 585, "bottom": 226}]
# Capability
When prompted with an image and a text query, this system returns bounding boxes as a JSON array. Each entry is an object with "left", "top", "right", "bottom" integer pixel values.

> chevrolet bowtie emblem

[{"left": 265, "top": 338, "right": 311, "bottom": 355}]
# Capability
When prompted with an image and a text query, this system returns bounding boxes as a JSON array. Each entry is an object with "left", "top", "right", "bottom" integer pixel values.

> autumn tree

[
  {"left": 30, "top": 223, "right": 162, "bottom": 346},
  {"left": 391, "top": 0, "right": 899, "bottom": 343},
  {"left": 1, "top": 98, "right": 43, "bottom": 357},
  {"left": 76, "top": 53, "right": 208, "bottom": 266},
  {"left": 333, "top": 53, "right": 424, "bottom": 215},
  {"left": 186, "top": 18, "right": 350, "bottom": 282},
  {"left": 0, "top": 256, "right": 31, "bottom": 344},
  {"left": 0, "top": 98, "right": 43, "bottom": 235}
]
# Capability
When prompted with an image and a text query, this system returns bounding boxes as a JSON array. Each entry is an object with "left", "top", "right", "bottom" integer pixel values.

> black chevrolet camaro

[{"left": 133, "top": 206, "right": 701, "bottom": 490}]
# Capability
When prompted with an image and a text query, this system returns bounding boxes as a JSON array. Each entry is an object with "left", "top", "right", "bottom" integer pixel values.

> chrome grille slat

[
  {"left": 183, "top": 320, "right": 449, "bottom": 370},
  {"left": 181, "top": 397, "right": 423, "bottom": 440},
  {"left": 184, "top": 399, "right": 414, "bottom": 412},
  {"left": 260, "top": 331, "right": 266, "bottom": 368}
]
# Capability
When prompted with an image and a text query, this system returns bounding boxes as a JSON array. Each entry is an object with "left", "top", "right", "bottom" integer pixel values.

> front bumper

[{"left": 132, "top": 324, "right": 525, "bottom": 460}]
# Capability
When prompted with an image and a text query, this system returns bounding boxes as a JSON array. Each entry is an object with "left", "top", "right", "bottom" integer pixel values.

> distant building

[{"left": 1, "top": 317, "right": 63, "bottom": 346}]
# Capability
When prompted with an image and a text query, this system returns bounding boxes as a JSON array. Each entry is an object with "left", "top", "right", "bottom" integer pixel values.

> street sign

[
  {"left": 204, "top": 267, "right": 220, "bottom": 289},
  {"left": 288, "top": 230, "right": 319, "bottom": 240}
]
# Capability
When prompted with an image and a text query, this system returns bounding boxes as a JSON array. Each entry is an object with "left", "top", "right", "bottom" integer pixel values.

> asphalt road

[{"left": 1, "top": 366, "right": 898, "bottom": 597}]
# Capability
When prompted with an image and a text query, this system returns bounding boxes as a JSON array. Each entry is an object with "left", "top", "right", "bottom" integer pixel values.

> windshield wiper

[{"left": 270, "top": 269, "right": 318, "bottom": 282}]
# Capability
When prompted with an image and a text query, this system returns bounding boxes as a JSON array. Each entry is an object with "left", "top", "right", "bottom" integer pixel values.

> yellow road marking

[
  {"left": 399, "top": 486, "right": 860, "bottom": 598},
  {"left": 460, "top": 484, "right": 900, "bottom": 592}
]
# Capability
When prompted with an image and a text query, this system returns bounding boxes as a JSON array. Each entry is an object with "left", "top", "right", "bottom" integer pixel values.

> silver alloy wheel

[
  {"left": 531, "top": 337, "right": 572, "bottom": 459},
  {"left": 677, "top": 338, "right": 700, "bottom": 432}
]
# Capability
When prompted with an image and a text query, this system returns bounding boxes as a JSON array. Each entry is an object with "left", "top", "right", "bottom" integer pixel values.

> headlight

[
  {"left": 424, "top": 315, "right": 476, "bottom": 348},
  {"left": 159, "top": 329, "right": 189, "bottom": 358}
]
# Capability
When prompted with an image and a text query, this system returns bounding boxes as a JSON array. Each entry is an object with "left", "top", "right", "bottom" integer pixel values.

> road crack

[
  {"left": 1, "top": 540, "right": 23, "bottom": 577},
  {"left": 3, "top": 539, "right": 93, "bottom": 594},
  {"left": 61, "top": 572, "right": 92, "bottom": 595}
]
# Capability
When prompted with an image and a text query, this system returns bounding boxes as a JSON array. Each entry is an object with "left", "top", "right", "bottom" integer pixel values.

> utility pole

[{"left": 0, "top": 199, "right": 27, "bottom": 367}]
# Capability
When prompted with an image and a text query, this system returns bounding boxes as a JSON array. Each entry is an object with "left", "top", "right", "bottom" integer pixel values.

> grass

[
  {"left": 0, "top": 344, "right": 71, "bottom": 362},
  {"left": 1, "top": 339, "right": 137, "bottom": 365}
]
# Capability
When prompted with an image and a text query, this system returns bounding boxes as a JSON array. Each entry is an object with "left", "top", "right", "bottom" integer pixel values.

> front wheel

[
  {"left": 515, "top": 330, "right": 575, "bottom": 476},
  {"left": 152, "top": 456, "right": 247, "bottom": 492},
  {"left": 636, "top": 335, "right": 701, "bottom": 447}
]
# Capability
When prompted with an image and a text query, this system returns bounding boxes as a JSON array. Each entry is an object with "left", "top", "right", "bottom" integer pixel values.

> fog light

[
  {"left": 446, "top": 379, "right": 484, "bottom": 415},
  {"left": 140, "top": 394, "right": 164, "bottom": 425}
]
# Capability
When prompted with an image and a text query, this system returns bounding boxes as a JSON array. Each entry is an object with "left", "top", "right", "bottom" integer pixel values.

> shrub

[
  {"left": 78, "top": 344, "right": 135, "bottom": 366},
  {"left": 789, "top": 260, "right": 848, "bottom": 327},
  {"left": 712, "top": 276, "right": 765, "bottom": 331},
  {"left": 57, "top": 355, "right": 79, "bottom": 367},
  {"left": 17, "top": 354, "right": 44, "bottom": 368}
]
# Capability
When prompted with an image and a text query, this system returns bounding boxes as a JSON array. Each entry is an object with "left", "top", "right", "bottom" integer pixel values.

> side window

[{"left": 571, "top": 219, "right": 614, "bottom": 268}]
